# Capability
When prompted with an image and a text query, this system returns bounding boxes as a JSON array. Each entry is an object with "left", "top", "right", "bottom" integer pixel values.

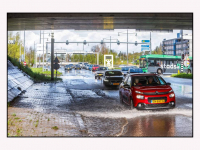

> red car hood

[{"left": 132, "top": 85, "right": 172, "bottom": 93}]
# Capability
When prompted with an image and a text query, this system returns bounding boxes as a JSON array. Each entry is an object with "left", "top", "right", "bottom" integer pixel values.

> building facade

[{"left": 162, "top": 33, "right": 192, "bottom": 57}]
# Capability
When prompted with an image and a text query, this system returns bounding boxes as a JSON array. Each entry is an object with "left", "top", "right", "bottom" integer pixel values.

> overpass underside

[{"left": 7, "top": 13, "right": 192, "bottom": 31}]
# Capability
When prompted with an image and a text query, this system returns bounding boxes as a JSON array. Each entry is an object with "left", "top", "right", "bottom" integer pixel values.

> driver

[
  {"left": 134, "top": 78, "right": 142, "bottom": 85},
  {"left": 147, "top": 77, "right": 154, "bottom": 84}
]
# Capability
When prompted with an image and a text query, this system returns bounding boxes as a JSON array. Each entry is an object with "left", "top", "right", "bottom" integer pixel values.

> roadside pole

[{"left": 51, "top": 32, "right": 54, "bottom": 81}]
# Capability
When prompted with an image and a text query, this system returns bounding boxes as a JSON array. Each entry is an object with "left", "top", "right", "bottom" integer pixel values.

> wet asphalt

[{"left": 10, "top": 67, "right": 193, "bottom": 137}]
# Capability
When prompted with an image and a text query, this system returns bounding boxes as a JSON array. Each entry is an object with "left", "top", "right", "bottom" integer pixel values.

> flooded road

[{"left": 8, "top": 67, "right": 192, "bottom": 137}]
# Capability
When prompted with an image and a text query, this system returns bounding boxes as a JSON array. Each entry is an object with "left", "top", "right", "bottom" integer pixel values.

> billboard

[{"left": 104, "top": 55, "right": 113, "bottom": 68}]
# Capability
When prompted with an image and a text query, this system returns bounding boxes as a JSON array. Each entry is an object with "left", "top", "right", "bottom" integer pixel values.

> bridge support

[{"left": 51, "top": 32, "right": 54, "bottom": 80}]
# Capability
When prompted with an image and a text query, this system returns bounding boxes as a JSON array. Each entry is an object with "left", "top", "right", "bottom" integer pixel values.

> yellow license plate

[
  {"left": 113, "top": 83, "right": 119, "bottom": 85},
  {"left": 151, "top": 100, "right": 165, "bottom": 103},
  {"left": 98, "top": 74, "right": 102, "bottom": 75}
]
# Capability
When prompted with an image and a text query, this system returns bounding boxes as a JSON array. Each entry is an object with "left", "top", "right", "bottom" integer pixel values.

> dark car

[
  {"left": 102, "top": 70, "right": 123, "bottom": 86},
  {"left": 65, "top": 65, "right": 72, "bottom": 70},
  {"left": 95, "top": 67, "right": 108, "bottom": 79},
  {"left": 75, "top": 65, "right": 81, "bottom": 70},
  {"left": 119, "top": 74, "right": 175, "bottom": 110},
  {"left": 68, "top": 64, "right": 74, "bottom": 68}
]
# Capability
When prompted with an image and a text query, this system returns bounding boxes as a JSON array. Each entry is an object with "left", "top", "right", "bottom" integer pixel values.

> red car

[
  {"left": 92, "top": 65, "right": 100, "bottom": 71},
  {"left": 119, "top": 74, "right": 175, "bottom": 110}
]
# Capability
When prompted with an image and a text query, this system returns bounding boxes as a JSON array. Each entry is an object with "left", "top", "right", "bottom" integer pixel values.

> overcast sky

[{"left": 9, "top": 29, "right": 192, "bottom": 54}]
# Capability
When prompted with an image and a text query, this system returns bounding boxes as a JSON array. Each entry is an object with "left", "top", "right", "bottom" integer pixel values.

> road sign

[
  {"left": 54, "top": 57, "right": 60, "bottom": 63},
  {"left": 24, "top": 61, "right": 26, "bottom": 66},
  {"left": 53, "top": 63, "right": 60, "bottom": 70},
  {"left": 141, "top": 45, "right": 149, "bottom": 47},
  {"left": 141, "top": 48, "right": 150, "bottom": 51},
  {"left": 142, "top": 40, "right": 150, "bottom": 43}
]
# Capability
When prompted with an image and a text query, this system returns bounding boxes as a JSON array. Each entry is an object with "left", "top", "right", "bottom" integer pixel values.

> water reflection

[
  {"left": 123, "top": 115, "right": 192, "bottom": 137},
  {"left": 171, "top": 83, "right": 192, "bottom": 98}
]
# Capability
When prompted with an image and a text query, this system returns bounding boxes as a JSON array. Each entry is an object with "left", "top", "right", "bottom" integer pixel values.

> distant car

[
  {"left": 119, "top": 74, "right": 175, "bottom": 110},
  {"left": 65, "top": 65, "right": 72, "bottom": 70},
  {"left": 86, "top": 64, "right": 90, "bottom": 70},
  {"left": 75, "top": 65, "right": 81, "bottom": 70},
  {"left": 121, "top": 67, "right": 135, "bottom": 77},
  {"left": 127, "top": 68, "right": 143, "bottom": 74},
  {"left": 88, "top": 65, "right": 94, "bottom": 71},
  {"left": 82, "top": 63, "right": 89, "bottom": 69},
  {"left": 68, "top": 64, "right": 74, "bottom": 68},
  {"left": 92, "top": 65, "right": 100, "bottom": 71},
  {"left": 102, "top": 70, "right": 123, "bottom": 86},
  {"left": 95, "top": 67, "right": 108, "bottom": 79},
  {"left": 78, "top": 62, "right": 83, "bottom": 68}
]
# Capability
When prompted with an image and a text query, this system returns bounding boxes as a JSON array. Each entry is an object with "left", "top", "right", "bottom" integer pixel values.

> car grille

[
  {"left": 144, "top": 91, "right": 169, "bottom": 95},
  {"left": 146, "top": 103, "right": 169, "bottom": 108},
  {"left": 148, "top": 97, "right": 167, "bottom": 103}
]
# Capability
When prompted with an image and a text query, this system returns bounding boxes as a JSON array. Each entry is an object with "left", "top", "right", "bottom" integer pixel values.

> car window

[
  {"left": 131, "top": 76, "right": 167, "bottom": 86},
  {"left": 105, "top": 71, "right": 122, "bottom": 76}
]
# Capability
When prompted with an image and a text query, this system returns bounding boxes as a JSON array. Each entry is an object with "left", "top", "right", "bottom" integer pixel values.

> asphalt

[{"left": 8, "top": 67, "right": 193, "bottom": 137}]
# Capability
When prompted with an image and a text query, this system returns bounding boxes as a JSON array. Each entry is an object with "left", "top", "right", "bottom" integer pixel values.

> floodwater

[{"left": 8, "top": 67, "right": 192, "bottom": 136}]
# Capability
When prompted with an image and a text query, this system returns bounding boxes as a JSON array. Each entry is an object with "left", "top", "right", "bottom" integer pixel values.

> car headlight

[
  {"left": 135, "top": 91, "right": 143, "bottom": 94},
  {"left": 169, "top": 89, "right": 173, "bottom": 93},
  {"left": 169, "top": 93, "right": 175, "bottom": 98},
  {"left": 136, "top": 95, "right": 144, "bottom": 99}
]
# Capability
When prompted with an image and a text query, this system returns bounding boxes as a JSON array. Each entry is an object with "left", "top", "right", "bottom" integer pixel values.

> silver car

[{"left": 95, "top": 67, "right": 108, "bottom": 79}]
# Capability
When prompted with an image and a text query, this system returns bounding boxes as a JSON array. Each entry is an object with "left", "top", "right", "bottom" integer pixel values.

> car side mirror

[
  {"left": 166, "top": 82, "right": 171, "bottom": 85},
  {"left": 124, "top": 84, "right": 130, "bottom": 89}
]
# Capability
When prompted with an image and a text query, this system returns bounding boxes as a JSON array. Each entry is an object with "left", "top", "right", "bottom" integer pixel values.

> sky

[{"left": 9, "top": 29, "right": 192, "bottom": 55}]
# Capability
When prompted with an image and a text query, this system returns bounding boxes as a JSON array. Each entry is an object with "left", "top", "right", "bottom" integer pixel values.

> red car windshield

[
  {"left": 93, "top": 65, "right": 99, "bottom": 67},
  {"left": 131, "top": 76, "right": 167, "bottom": 86}
]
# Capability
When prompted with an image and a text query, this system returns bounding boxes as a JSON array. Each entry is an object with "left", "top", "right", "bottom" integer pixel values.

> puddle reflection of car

[
  {"left": 119, "top": 74, "right": 175, "bottom": 110},
  {"left": 95, "top": 67, "right": 108, "bottom": 79},
  {"left": 75, "top": 65, "right": 81, "bottom": 70},
  {"left": 65, "top": 65, "right": 72, "bottom": 71},
  {"left": 102, "top": 70, "right": 123, "bottom": 87}
]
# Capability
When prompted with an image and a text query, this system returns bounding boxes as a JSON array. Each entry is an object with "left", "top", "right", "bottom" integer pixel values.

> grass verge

[
  {"left": 171, "top": 73, "right": 193, "bottom": 79},
  {"left": 8, "top": 56, "right": 62, "bottom": 82}
]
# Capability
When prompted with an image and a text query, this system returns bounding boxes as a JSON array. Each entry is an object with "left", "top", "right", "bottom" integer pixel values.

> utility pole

[
  {"left": 110, "top": 36, "right": 111, "bottom": 51},
  {"left": 24, "top": 30, "right": 25, "bottom": 62},
  {"left": 34, "top": 41, "right": 37, "bottom": 68},
  {"left": 150, "top": 32, "right": 152, "bottom": 54},
  {"left": 20, "top": 31, "right": 21, "bottom": 62},
  {"left": 83, "top": 44, "right": 84, "bottom": 62},
  {"left": 127, "top": 29, "right": 128, "bottom": 65},
  {"left": 43, "top": 30, "right": 44, "bottom": 72},
  {"left": 51, "top": 31, "right": 54, "bottom": 81}
]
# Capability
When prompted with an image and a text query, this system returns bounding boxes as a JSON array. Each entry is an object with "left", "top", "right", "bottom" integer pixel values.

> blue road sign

[
  {"left": 141, "top": 45, "right": 149, "bottom": 47},
  {"left": 141, "top": 48, "right": 150, "bottom": 51},
  {"left": 142, "top": 40, "right": 150, "bottom": 43}
]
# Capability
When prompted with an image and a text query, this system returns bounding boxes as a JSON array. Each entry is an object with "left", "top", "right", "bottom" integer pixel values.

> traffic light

[
  {"left": 101, "top": 40, "right": 104, "bottom": 45},
  {"left": 66, "top": 40, "right": 69, "bottom": 45},
  {"left": 135, "top": 41, "right": 138, "bottom": 46},
  {"left": 181, "top": 54, "right": 184, "bottom": 60},
  {"left": 83, "top": 40, "right": 87, "bottom": 45},
  {"left": 117, "top": 40, "right": 120, "bottom": 45}
]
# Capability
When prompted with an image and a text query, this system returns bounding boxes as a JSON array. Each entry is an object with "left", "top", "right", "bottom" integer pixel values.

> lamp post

[
  {"left": 103, "top": 36, "right": 118, "bottom": 52},
  {"left": 40, "top": 31, "right": 50, "bottom": 71},
  {"left": 118, "top": 29, "right": 137, "bottom": 65}
]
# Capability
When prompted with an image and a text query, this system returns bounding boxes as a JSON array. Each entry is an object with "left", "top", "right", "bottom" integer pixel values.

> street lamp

[
  {"left": 103, "top": 36, "right": 118, "bottom": 53},
  {"left": 118, "top": 29, "right": 137, "bottom": 65},
  {"left": 40, "top": 31, "right": 50, "bottom": 71}
]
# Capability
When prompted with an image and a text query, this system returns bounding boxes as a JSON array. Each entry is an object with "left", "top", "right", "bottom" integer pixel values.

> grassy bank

[
  {"left": 171, "top": 73, "right": 193, "bottom": 79},
  {"left": 31, "top": 68, "right": 62, "bottom": 76},
  {"left": 8, "top": 56, "right": 62, "bottom": 82}
]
